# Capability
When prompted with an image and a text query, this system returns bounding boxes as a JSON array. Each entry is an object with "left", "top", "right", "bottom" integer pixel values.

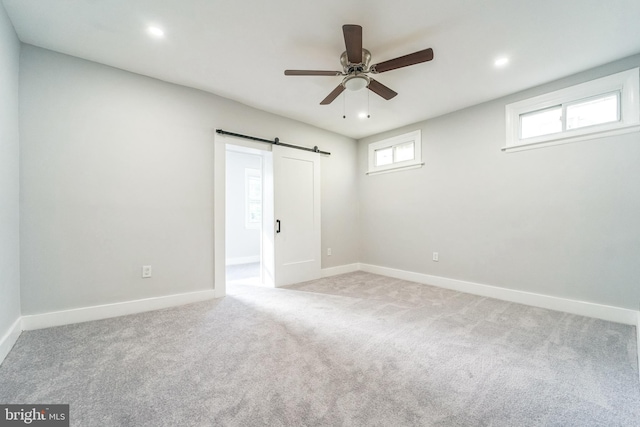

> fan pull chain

[
  {"left": 367, "top": 89, "right": 371, "bottom": 119},
  {"left": 343, "top": 92, "right": 346, "bottom": 119}
]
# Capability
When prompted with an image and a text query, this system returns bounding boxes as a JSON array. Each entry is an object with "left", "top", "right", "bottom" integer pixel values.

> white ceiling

[{"left": 4, "top": 0, "right": 640, "bottom": 139}]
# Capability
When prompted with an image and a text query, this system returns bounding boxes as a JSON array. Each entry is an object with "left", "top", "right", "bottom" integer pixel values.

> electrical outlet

[
  {"left": 327, "top": 248, "right": 332, "bottom": 256},
  {"left": 432, "top": 252, "right": 439, "bottom": 262},
  {"left": 142, "top": 265, "right": 152, "bottom": 278}
]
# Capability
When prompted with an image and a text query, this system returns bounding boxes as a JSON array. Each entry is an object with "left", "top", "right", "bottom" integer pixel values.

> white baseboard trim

[
  {"left": 321, "top": 263, "right": 361, "bottom": 278},
  {"left": 637, "top": 311, "right": 640, "bottom": 381},
  {"left": 359, "top": 264, "right": 638, "bottom": 326},
  {"left": 21, "top": 289, "right": 217, "bottom": 331},
  {"left": 226, "top": 256, "right": 260, "bottom": 266},
  {"left": 0, "top": 318, "right": 22, "bottom": 366}
]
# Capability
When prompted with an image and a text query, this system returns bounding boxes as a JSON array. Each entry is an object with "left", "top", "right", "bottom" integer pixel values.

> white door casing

[{"left": 273, "top": 145, "right": 321, "bottom": 287}]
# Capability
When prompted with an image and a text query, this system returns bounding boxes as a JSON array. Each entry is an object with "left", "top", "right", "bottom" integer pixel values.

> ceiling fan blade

[
  {"left": 342, "top": 24, "right": 362, "bottom": 64},
  {"left": 320, "top": 84, "right": 346, "bottom": 105},
  {"left": 371, "top": 48, "right": 434, "bottom": 73},
  {"left": 368, "top": 79, "right": 398, "bottom": 100},
  {"left": 285, "top": 70, "right": 342, "bottom": 76}
]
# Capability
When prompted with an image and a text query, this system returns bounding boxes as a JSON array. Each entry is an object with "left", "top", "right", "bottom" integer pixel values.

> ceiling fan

[{"left": 284, "top": 24, "right": 434, "bottom": 105}]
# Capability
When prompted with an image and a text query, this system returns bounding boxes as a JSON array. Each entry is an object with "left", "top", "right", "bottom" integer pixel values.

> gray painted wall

[
  {"left": 0, "top": 4, "right": 20, "bottom": 339},
  {"left": 225, "top": 150, "right": 261, "bottom": 262},
  {"left": 358, "top": 54, "right": 640, "bottom": 310},
  {"left": 20, "top": 45, "right": 359, "bottom": 315},
  {"left": 19, "top": 38, "right": 637, "bottom": 318}
]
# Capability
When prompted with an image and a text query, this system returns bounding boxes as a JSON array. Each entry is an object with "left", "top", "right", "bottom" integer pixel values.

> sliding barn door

[{"left": 273, "top": 145, "right": 321, "bottom": 287}]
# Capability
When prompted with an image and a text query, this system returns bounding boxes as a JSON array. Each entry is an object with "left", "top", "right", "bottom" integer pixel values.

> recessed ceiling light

[
  {"left": 494, "top": 57, "right": 509, "bottom": 67},
  {"left": 147, "top": 26, "right": 165, "bottom": 38}
]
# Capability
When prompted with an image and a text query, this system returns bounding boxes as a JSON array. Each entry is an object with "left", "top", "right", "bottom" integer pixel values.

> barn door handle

[{"left": 276, "top": 220, "right": 281, "bottom": 233}]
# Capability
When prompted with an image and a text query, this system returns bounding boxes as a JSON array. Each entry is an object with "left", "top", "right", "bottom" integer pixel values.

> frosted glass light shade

[{"left": 344, "top": 76, "right": 368, "bottom": 91}]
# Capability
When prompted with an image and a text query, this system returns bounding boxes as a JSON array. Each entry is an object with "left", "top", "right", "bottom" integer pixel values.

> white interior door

[{"left": 273, "top": 145, "right": 321, "bottom": 287}]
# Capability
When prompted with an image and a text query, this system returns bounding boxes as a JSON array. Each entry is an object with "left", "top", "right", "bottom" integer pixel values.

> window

[
  {"left": 504, "top": 68, "right": 640, "bottom": 152},
  {"left": 520, "top": 106, "right": 562, "bottom": 139},
  {"left": 245, "top": 168, "right": 261, "bottom": 229},
  {"left": 566, "top": 92, "right": 619, "bottom": 130},
  {"left": 367, "top": 130, "right": 422, "bottom": 174}
]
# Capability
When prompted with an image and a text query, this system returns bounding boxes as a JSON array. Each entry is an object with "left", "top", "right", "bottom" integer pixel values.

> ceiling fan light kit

[
  {"left": 343, "top": 75, "right": 369, "bottom": 91},
  {"left": 284, "top": 24, "right": 434, "bottom": 105}
]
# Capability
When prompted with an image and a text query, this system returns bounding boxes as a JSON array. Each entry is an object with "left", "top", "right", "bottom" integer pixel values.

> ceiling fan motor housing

[{"left": 340, "top": 49, "right": 372, "bottom": 74}]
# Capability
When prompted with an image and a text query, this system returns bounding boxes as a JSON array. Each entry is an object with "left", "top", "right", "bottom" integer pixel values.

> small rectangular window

[
  {"left": 520, "top": 106, "right": 562, "bottom": 139},
  {"left": 394, "top": 142, "right": 415, "bottom": 162},
  {"left": 247, "top": 199, "right": 261, "bottom": 223},
  {"left": 505, "top": 68, "right": 640, "bottom": 151},
  {"left": 367, "top": 130, "right": 422, "bottom": 175},
  {"left": 245, "top": 169, "right": 261, "bottom": 229},
  {"left": 375, "top": 147, "right": 393, "bottom": 166},
  {"left": 566, "top": 92, "right": 619, "bottom": 130}
]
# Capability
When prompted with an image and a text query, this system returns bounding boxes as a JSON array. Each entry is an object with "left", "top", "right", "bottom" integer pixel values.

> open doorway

[
  {"left": 214, "top": 132, "right": 322, "bottom": 298},
  {"left": 225, "top": 144, "right": 274, "bottom": 293}
]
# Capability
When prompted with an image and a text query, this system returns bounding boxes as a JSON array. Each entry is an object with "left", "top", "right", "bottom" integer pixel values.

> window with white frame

[
  {"left": 504, "top": 67, "right": 640, "bottom": 152},
  {"left": 367, "top": 130, "right": 422, "bottom": 174},
  {"left": 245, "top": 168, "right": 261, "bottom": 229}
]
